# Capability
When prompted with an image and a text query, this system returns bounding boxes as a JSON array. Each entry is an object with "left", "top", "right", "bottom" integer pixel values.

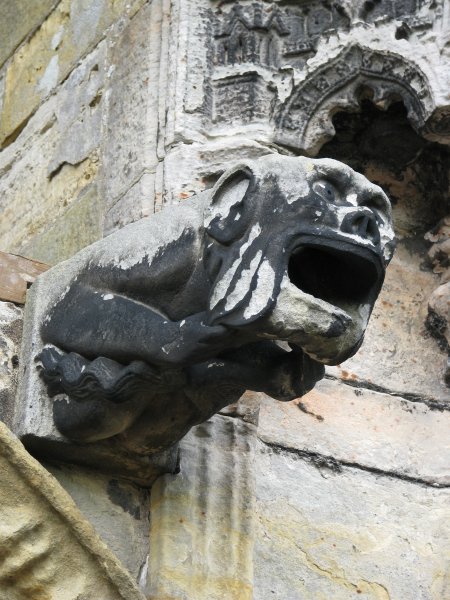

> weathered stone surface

[
  {"left": 159, "top": 140, "right": 277, "bottom": 206},
  {"left": 0, "top": 0, "right": 55, "bottom": 68},
  {"left": 327, "top": 243, "right": 449, "bottom": 401},
  {"left": 149, "top": 415, "right": 256, "bottom": 600},
  {"left": 0, "top": 47, "right": 103, "bottom": 254},
  {"left": 104, "top": 173, "right": 155, "bottom": 236},
  {"left": 0, "top": 302, "right": 23, "bottom": 426},
  {"left": 0, "top": 420, "right": 145, "bottom": 600},
  {"left": 101, "top": 1, "right": 164, "bottom": 210},
  {"left": 48, "top": 40, "right": 106, "bottom": 176},
  {"left": 152, "top": 1, "right": 450, "bottom": 154},
  {"left": 254, "top": 442, "right": 450, "bottom": 600},
  {"left": 258, "top": 378, "right": 450, "bottom": 485},
  {"left": 0, "top": 0, "right": 146, "bottom": 146},
  {"left": 21, "top": 184, "right": 102, "bottom": 265},
  {"left": 44, "top": 462, "right": 151, "bottom": 583}
]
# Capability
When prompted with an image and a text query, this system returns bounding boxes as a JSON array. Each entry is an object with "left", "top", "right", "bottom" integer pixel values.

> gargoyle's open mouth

[{"left": 288, "top": 239, "right": 383, "bottom": 313}]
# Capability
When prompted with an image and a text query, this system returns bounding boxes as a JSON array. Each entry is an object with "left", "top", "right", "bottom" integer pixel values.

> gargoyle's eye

[{"left": 313, "top": 180, "right": 339, "bottom": 204}]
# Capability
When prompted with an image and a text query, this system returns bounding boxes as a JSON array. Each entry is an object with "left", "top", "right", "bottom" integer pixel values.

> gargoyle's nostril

[{"left": 341, "top": 211, "right": 380, "bottom": 245}]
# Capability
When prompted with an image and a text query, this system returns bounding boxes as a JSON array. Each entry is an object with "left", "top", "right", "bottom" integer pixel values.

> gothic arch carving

[{"left": 273, "top": 45, "right": 436, "bottom": 154}]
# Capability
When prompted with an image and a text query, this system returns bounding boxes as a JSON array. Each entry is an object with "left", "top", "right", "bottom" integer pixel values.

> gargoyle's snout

[{"left": 341, "top": 208, "right": 380, "bottom": 246}]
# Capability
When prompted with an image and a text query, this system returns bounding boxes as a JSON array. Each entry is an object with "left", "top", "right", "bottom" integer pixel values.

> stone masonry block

[
  {"left": 255, "top": 444, "right": 450, "bottom": 600},
  {"left": 0, "top": 0, "right": 55, "bottom": 68},
  {"left": 0, "top": 0, "right": 146, "bottom": 146},
  {"left": 0, "top": 44, "right": 106, "bottom": 254},
  {"left": 101, "top": 1, "right": 164, "bottom": 208},
  {"left": 21, "top": 184, "right": 102, "bottom": 265},
  {"left": 258, "top": 378, "right": 450, "bottom": 486}
]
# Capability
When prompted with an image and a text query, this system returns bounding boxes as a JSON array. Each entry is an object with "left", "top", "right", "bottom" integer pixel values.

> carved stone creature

[{"left": 38, "top": 155, "right": 395, "bottom": 453}]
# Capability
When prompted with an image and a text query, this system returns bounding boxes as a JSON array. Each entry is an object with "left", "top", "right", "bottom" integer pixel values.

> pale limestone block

[
  {"left": 254, "top": 443, "right": 450, "bottom": 600},
  {"left": 48, "top": 41, "right": 107, "bottom": 175},
  {"left": 101, "top": 1, "right": 164, "bottom": 209},
  {"left": 160, "top": 140, "right": 277, "bottom": 206},
  {"left": 149, "top": 415, "right": 256, "bottom": 600},
  {"left": 258, "top": 378, "right": 450, "bottom": 486},
  {"left": 104, "top": 173, "right": 156, "bottom": 236},
  {"left": 162, "top": 0, "right": 210, "bottom": 148},
  {"left": 0, "top": 420, "right": 145, "bottom": 600}
]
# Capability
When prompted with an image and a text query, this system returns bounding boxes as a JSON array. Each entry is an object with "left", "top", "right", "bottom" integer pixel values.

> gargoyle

[{"left": 38, "top": 155, "right": 395, "bottom": 454}]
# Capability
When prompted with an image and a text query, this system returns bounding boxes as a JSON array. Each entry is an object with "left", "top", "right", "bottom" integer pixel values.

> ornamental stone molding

[{"left": 273, "top": 44, "right": 435, "bottom": 153}]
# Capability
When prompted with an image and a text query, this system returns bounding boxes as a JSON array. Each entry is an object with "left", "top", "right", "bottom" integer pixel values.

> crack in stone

[
  {"left": 325, "top": 374, "right": 449, "bottom": 412},
  {"left": 259, "top": 438, "right": 450, "bottom": 489},
  {"left": 293, "top": 541, "right": 391, "bottom": 599}
]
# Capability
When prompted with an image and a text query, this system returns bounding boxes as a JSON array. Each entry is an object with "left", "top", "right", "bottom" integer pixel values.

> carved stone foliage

[
  {"left": 274, "top": 44, "right": 434, "bottom": 153},
  {"left": 17, "top": 155, "right": 394, "bottom": 473}
]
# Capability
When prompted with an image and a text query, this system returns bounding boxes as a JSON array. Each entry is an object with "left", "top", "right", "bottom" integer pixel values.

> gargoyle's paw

[{"left": 38, "top": 347, "right": 162, "bottom": 403}]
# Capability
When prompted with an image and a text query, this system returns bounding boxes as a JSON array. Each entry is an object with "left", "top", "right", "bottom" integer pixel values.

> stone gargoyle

[{"left": 37, "top": 155, "right": 395, "bottom": 454}]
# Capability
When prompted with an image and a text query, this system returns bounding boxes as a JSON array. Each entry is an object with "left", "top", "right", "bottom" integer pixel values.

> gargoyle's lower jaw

[{"left": 262, "top": 237, "right": 384, "bottom": 364}]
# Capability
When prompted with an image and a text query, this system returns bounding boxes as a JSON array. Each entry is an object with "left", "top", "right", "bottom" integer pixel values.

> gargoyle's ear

[{"left": 205, "top": 166, "right": 254, "bottom": 244}]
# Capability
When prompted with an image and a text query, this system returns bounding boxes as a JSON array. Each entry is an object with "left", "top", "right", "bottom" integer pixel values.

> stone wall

[{"left": 0, "top": 1, "right": 449, "bottom": 598}]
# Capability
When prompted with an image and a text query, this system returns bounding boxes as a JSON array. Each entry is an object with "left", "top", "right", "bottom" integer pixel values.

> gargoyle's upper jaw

[{"left": 286, "top": 234, "right": 385, "bottom": 317}]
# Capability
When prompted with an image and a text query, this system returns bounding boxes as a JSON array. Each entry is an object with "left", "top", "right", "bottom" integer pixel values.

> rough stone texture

[
  {"left": 0, "top": 420, "right": 145, "bottom": 600},
  {"left": 44, "top": 462, "right": 151, "bottom": 584},
  {"left": 100, "top": 0, "right": 168, "bottom": 226},
  {"left": 149, "top": 415, "right": 256, "bottom": 600},
  {"left": 0, "top": 302, "right": 23, "bottom": 426},
  {"left": 0, "top": 0, "right": 146, "bottom": 147},
  {"left": 1, "top": 0, "right": 450, "bottom": 597},
  {"left": 104, "top": 173, "right": 155, "bottom": 236},
  {"left": 21, "top": 184, "right": 102, "bottom": 266},
  {"left": 254, "top": 443, "right": 450, "bottom": 600},
  {"left": 159, "top": 140, "right": 278, "bottom": 206},
  {"left": 0, "top": 45, "right": 103, "bottom": 254},
  {"left": 0, "top": 0, "right": 56, "bottom": 68},
  {"left": 258, "top": 378, "right": 450, "bottom": 486}
]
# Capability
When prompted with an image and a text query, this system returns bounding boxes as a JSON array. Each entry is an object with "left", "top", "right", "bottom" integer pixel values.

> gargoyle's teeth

[{"left": 287, "top": 243, "right": 380, "bottom": 313}]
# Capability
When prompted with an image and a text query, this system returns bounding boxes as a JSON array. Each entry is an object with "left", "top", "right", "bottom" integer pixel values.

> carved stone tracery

[
  {"left": 274, "top": 45, "right": 434, "bottom": 153},
  {"left": 207, "top": 1, "right": 448, "bottom": 151}
]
